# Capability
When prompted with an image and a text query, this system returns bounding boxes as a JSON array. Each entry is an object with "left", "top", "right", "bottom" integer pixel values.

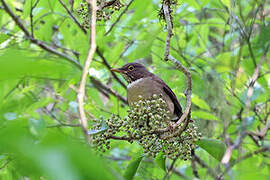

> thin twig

[
  {"left": 219, "top": 147, "right": 270, "bottom": 179},
  {"left": 249, "top": 119, "right": 270, "bottom": 138},
  {"left": 163, "top": 1, "right": 173, "bottom": 61},
  {"left": 0, "top": 159, "right": 12, "bottom": 170},
  {"left": 169, "top": 55, "right": 192, "bottom": 128},
  {"left": 47, "top": 123, "right": 80, "bottom": 128},
  {"left": 221, "top": 132, "right": 247, "bottom": 164},
  {"left": 104, "top": 0, "right": 134, "bottom": 36},
  {"left": 96, "top": 47, "right": 126, "bottom": 88},
  {"left": 221, "top": 47, "right": 269, "bottom": 164},
  {"left": 170, "top": 167, "right": 189, "bottom": 180},
  {"left": 191, "top": 151, "right": 200, "bottom": 179},
  {"left": 162, "top": 158, "right": 178, "bottom": 180},
  {"left": 108, "top": 135, "right": 132, "bottom": 141},
  {"left": 57, "top": 0, "right": 127, "bottom": 93},
  {"left": 77, "top": 0, "right": 97, "bottom": 143},
  {"left": 155, "top": 1, "right": 192, "bottom": 138},
  {"left": 194, "top": 155, "right": 218, "bottom": 179},
  {"left": 90, "top": 77, "right": 128, "bottom": 104},
  {"left": 158, "top": 55, "right": 192, "bottom": 138},
  {"left": 58, "top": 0, "right": 87, "bottom": 34},
  {"left": 245, "top": 47, "right": 269, "bottom": 109},
  {"left": 30, "top": 0, "right": 40, "bottom": 37}
]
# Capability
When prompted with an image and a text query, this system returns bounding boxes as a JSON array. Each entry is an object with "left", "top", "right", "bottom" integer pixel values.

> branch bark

[
  {"left": 58, "top": 0, "right": 87, "bottom": 34},
  {"left": 158, "top": 1, "right": 192, "bottom": 138},
  {"left": 90, "top": 77, "right": 128, "bottom": 104},
  {"left": 219, "top": 147, "right": 270, "bottom": 179},
  {"left": 96, "top": 47, "right": 126, "bottom": 88},
  {"left": 221, "top": 47, "right": 269, "bottom": 164},
  {"left": 77, "top": 0, "right": 97, "bottom": 143},
  {"left": 104, "top": 0, "right": 135, "bottom": 36}
]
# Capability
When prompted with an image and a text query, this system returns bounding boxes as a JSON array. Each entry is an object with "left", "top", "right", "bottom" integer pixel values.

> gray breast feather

[{"left": 127, "top": 77, "right": 174, "bottom": 115}]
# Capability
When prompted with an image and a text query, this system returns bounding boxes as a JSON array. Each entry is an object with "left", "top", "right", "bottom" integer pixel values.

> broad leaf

[
  {"left": 192, "top": 94, "right": 211, "bottom": 111},
  {"left": 196, "top": 138, "right": 226, "bottom": 161},
  {"left": 192, "top": 111, "right": 219, "bottom": 121},
  {"left": 155, "top": 152, "right": 166, "bottom": 171},
  {"left": 123, "top": 152, "right": 144, "bottom": 180}
]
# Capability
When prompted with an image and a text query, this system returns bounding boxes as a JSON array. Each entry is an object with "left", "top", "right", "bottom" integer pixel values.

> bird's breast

[{"left": 127, "top": 77, "right": 174, "bottom": 115}]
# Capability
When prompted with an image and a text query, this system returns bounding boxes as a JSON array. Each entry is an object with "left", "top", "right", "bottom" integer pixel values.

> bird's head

[{"left": 111, "top": 63, "right": 152, "bottom": 83}]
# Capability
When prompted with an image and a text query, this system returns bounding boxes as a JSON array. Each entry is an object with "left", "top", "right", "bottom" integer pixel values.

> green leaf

[
  {"left": 221, "top": 0, "right": 230, "bottom": 9},
  {"left": 0, "top": 33, "right": 9, "bottom": 44},
  {"left": 0, "top": 121, "right": 116, "bottom": 179},
  {"left": 0, "top": 49, "right": 76, "bottom": 80},
  {"left": 215, "top": 52, "right": 233, "bottom": 73},
  {"left": 124, "top": 152, "right": 144, "bottom": 180},
  {"left": 192, "top": 94, "right": 211, "bottom": 111},
  {"left": 196, "top": 138, "right": 226, "bottom": 161},
  {"left": 29, "top": 118, "right": 46, "bottom": 137},
  {"left": 257, "top": 24, "right": 270, "bottom": 48},
  {"left": 155, "top": 152, "right": 166, "bottom": 171},
  {"left": 192, "top": 111, "right": 219, "bottom": 121}
]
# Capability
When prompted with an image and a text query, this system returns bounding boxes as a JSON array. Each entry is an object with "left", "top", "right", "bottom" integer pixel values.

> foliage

[{"left": 0, "top": 0, "right": 269, "bottom": 179}]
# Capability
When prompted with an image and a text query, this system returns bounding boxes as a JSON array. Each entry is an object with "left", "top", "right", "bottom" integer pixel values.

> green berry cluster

[
  {"left": 90, "top": 94, "right": 201, "bottom": 160},
  {"left": 91, "top": 115, "right": 124, "bottom": 152},
  {"left": 161, "top": 123, "right": 200, "bottom": 160},
  {"left": 126, "top": 94, "right": 201, "bottom": 160},
  {"left": 77, "top": 0, "right": 124, "bottom": 29}
]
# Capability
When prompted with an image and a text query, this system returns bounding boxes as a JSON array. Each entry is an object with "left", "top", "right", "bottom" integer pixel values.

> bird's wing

[
  {"left": 153, "top": 75, "right": 183, "bottom": 117},
  {"left": 163, "top": 84, "right": 183, "bottom": 117}
]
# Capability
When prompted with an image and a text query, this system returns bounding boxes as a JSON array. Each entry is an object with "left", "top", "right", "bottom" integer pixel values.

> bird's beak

[{"left": 111, "top": 68, "right": 124, "bottom": 73}]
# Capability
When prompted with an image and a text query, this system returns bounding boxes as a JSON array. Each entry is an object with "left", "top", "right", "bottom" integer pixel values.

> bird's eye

[{"left": 128, "top": 65, "right": 134, "bottom": 71}]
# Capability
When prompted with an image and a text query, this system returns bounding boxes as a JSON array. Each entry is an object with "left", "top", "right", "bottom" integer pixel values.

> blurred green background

[{"left": 0, "top": 0, "right": 269, "bottom": 179}]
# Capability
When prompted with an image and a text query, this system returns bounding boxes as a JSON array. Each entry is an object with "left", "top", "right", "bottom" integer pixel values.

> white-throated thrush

[{"left": 111, "top": 63, "right": 182, "bottom": 119}]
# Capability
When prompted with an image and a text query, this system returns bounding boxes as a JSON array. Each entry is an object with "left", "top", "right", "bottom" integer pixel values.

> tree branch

[
  {"left": 30, "top": 0, "right": 40, "bottom": 37},
  {"left": 90, "top": 77, "right": 128, "bottom": 104},
  {"left": 104, "top": 0, "right": 134, "bottom": 36},
  {"left": 58, "top": 0, "right": 127, "bottom": 92},
  {"left": 163, "top": 1, "right": 173, "bottom": 61},
  {"left": 221, "top": 46, "right": 269, "bottom": 164},
  {"left": 219, "top": 147, "right": 270, "bottom": 179},
  {"left": 96, "top": 47, "right": 126, "bottom": 88},
  {"left": 77, "top": 0, "right": 97, "bottom": 143},
  {"left": 157, "top": 2, "right": 192, "bottom": 138},
  {"left": 0, "top": 0, "right": 82, "bottom": 69},
  {"left": 162, "top": 157, "right": 178, "bottom": 180},
  {"left": 58, "top": 0, "right": 87, "bottom": 34},
  {"left": 245, "top": 47, "right": 269, "bottom": 109},
  {"left": 194, "top": 155, "right": 218, "bottom": 179}
]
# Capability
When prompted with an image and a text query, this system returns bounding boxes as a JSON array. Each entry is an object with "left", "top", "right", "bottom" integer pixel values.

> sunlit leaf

[
  {"left": 155, "top": 152, "right": 166, "bottom": 171},
  {"left": 192, "top": 111, "right": 219, "bottom": 121},
  {"left": 221, "top": 0, "right": 230, "bottom": 9},
  {"left": 196, "top": 138, "right": 226, "bottom": 161},
  {"left": 257, "top": 24, "right": 270, "bottom": 48},
  {"left": 192, "top": 94, "right": 211, "bottom": 111},
  {"left": 124, "top": 151, "right": 144, "bottom": 180}
]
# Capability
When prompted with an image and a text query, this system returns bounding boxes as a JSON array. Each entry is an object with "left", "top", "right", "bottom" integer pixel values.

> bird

[{"left": 111, "top": 62, "right": 182, "bottom": 119}]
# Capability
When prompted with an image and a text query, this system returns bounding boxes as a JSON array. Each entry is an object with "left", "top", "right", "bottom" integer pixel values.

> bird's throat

[{"left": 127, "top": 78, "right": 145, "bottom": 89}]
